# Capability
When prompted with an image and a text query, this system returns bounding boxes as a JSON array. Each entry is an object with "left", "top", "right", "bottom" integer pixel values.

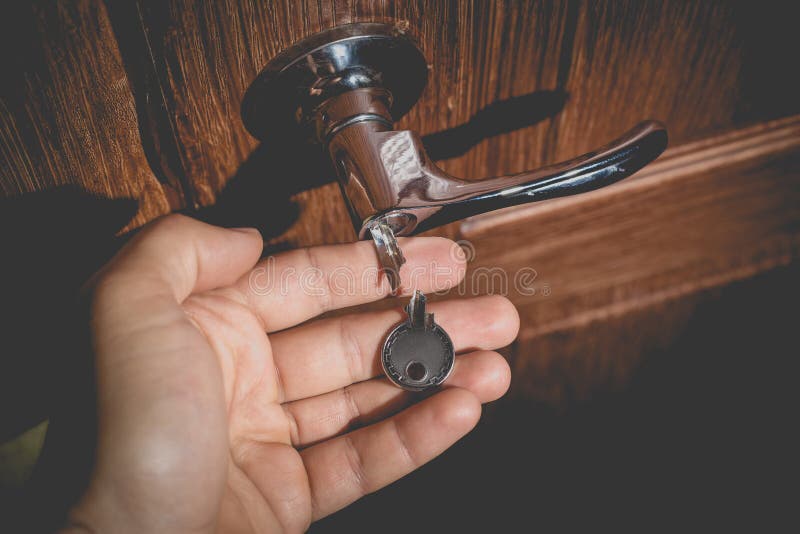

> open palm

[{"left": 68, "top": 215, "right": 518, "bottom": 533}]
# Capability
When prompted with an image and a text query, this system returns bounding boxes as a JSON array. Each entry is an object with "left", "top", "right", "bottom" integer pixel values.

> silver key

[
  {"left": 369, "top": 221, "right": 406, "bottom": 294},
  {"left": 381, "top": 290, "right": 455, "bottom": 391}
]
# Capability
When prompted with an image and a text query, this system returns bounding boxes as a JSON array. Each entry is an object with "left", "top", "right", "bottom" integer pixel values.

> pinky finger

[{"left": 300, "top": 387, "right": 481, "bottom": 520}]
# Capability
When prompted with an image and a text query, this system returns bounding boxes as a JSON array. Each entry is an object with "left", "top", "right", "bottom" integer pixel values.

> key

[
  {"left": 369, "top": 221, "right": 406, "bottom": 294},
  {"left": 381, "top": 290, "right": 455, "bottom": 391}
]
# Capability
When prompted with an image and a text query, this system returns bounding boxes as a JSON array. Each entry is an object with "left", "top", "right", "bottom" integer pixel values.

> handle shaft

[{"left": 403, "top": 121, "right": 667, "bottom": 234}]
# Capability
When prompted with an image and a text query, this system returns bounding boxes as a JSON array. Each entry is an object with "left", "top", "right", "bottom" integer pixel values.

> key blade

[
  {"left": 369, "top": 222, "right": 406, "bottom": 294},
  {"left": 407, "top": 290, "right": 426, "bottom": 328},
  {"left": 407, "top": 290, "right": 433, "bottom": 330}
]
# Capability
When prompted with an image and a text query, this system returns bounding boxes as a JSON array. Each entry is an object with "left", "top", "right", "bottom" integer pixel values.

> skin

[{"left": 63, "top": 215, "right": 519, "bottom": 533}]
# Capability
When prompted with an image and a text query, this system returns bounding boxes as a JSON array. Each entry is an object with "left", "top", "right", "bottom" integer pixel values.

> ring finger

[{"left": 282, "top": 349, "right": 510, "bottom": 448}]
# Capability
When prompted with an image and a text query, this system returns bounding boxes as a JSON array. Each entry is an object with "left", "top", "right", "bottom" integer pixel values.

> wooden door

[{"left": 2, "top": 1, "right": 798, "bottom": 529}]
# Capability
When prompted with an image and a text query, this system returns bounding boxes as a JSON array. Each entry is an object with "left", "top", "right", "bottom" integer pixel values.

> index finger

[{"left": 232, "top": 237, "right": 466, "bottom": 332}]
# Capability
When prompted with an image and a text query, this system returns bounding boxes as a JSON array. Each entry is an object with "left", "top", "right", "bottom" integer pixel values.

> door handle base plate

[{"left": 241, "top": 22, "right": 428, "bottom": 143}]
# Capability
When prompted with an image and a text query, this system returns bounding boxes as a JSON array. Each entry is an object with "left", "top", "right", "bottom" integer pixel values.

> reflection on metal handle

[{"left": 366, "top": 121, "right": 668, "bottom": 236}]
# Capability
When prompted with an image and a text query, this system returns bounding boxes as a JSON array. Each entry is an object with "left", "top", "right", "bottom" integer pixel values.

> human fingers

[
  {"left": 283, "top": 350, "right": 510, "bottom": 447},
  {"left": 300, "top": 387, "right": 481, "bottom": 520},
  {"left": 232, "top": 237, "right": 466, "bottom": 332},
  {"left": 270, "top": 295, "right": 519, "bottom": 401}
]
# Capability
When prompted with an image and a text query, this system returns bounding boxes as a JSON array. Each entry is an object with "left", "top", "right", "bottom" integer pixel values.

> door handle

[{"left": 242, "top": 23, "right": 668, "bottom": 290}]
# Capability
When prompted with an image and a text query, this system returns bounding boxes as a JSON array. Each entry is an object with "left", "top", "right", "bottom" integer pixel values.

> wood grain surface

[
  {"left": 466, "top": 116, "right": 800, "bottom": 404},
  {"left": 107, "top": 0, "right": 799, "bottom": 247},
  {"left": 0, "top": 1, "right": 174, "bottom": 230},
  {"left": 2, "top": 1, "right": 796, "bottom": 242}
]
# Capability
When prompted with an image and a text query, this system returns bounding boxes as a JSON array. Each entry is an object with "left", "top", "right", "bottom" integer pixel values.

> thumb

[
  {"left": 72, "top": 215, "right": 262, "bottom": 531},
  {"left": 90, "top": 214, "right": 263, "bottom": 302}
]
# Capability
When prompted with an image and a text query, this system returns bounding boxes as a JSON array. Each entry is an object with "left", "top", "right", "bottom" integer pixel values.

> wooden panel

[
  {"left": 1, "top": 1, "right": 797, "bottom": 238},
  {"left": 0, "top": 1, "right": 172, "bottom": 230},
  {"left": 459, "top": 116, "right": 800, "bottom": 404},
  {"left": 547, "top": 0, "right": 741, "bottom": 160},
  {"left": 107, "top": 0, "right": 799, "bottom": 246}
]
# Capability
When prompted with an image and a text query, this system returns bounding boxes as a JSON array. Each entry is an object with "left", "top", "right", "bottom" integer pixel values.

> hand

[{"left": 65, "top": 215, "right": 519, "bottom": 533}]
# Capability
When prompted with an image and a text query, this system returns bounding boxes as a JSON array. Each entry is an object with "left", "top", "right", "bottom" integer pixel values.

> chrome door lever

[{"left": 242, "top": 23, "right": 668, "bottom": 290}]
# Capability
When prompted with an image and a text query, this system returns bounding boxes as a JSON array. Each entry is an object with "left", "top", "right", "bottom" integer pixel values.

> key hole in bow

[{"left": 406, "top": 361, "right": 427, "bottom": 381}]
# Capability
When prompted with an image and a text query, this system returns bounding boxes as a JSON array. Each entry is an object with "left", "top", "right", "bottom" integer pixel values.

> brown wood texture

[
  {"left": 136, "top": 1, "right": 789, "bottom": 246},
  {"left": 1, "top": 0, "right": 785, "bottom": 244},
  {"left": 460, "top": 116, "right": 800, "bottom": 405},
  {"left": 131, "top": 0, "right": 797, "bottom": 245},
  {"left": 0, "top": 1, "right": 175, "bottom": 230}
]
